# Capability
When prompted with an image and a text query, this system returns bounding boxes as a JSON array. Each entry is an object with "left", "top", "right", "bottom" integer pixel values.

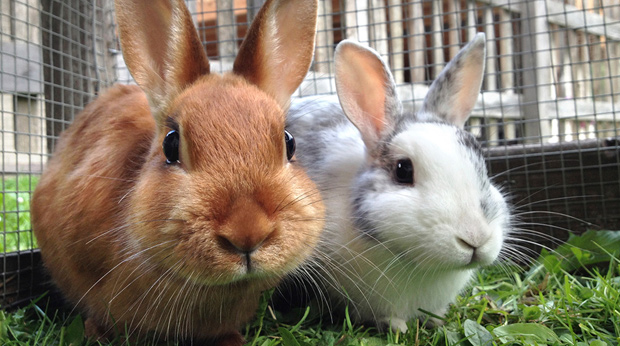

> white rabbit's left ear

[
  {"left": 334, "top": 40, "right": 402, "bottom": 150},
  {"left": 419, "top": 32, "right": 486, "bottom": 128}
]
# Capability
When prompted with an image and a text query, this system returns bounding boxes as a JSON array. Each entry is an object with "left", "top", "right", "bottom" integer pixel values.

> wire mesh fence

[{"left": 0, "top": 0, "right": 618, "bottom": 306}]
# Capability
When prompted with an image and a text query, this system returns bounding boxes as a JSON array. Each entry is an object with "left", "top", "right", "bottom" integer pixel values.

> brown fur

[{"left": 31, "top": 0, "right": 322, "bottom": 344}]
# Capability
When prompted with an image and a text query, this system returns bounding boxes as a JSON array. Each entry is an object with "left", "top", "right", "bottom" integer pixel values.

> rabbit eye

[
  {"left": 285, "top": 130, "right": 296, "bottom": 161},
  {"left": 394, "top": 159, "right": 414, "bottom": 185},
  {"left": 163, "top": 130, "right": 180, "bottom": 164}
]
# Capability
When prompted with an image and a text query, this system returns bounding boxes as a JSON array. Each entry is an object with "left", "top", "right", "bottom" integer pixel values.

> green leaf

[
  {"left": 444, "top": 329, "right": 462, "bottom": 345},
  {"left": 279, "top": 327, "right": 301, "bottom": 346},
  {"left": 522, "top": 305, "right": 542, "bottom": 321},
  {"left": 571, "top": 247, "right": 583, "bottom": 261},
  {"left": 493, "top": 323, "right": 559, "bottom": 344},
  {"left": 0, "top": 310, "right": 6, "bottom": 340},
  {"left": 539, "top": 254, "right": 560, "bottom": 275},
  {"left": 361, "top": 337, "right": 390, "bottom": 346},
  {"left": 536, "top": 230, "right": 620, "bottom": 272},
  {"left": 290, "top": 306, "right": 310, "bottom": 333},
  {"left": 579, "top": 286, "right": 595, "bottom": 299},
  {"left": 464, "top": 319, "right": 493, "bottom": 346},
  {"left": 589, "top": 340, "right": 608, "bottom": 346},
  {"left": 65, "top": 315, "right": 84, "bottom": 346},
  {"left": 344, "top": 305, "right": 353, "bottom": 332},
  {"left": 260, "top": 340, "right": 276, "bottom": 346},
  {"left": 320, "top": 331, "right": 338, "bottom": 346}
]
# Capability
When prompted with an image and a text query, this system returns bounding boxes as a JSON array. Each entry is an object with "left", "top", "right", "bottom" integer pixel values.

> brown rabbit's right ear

[
  {"left": 115, "top": 0, "right": 210, "bottom": 116},
  {"left": 233, "top": 0, "right": 318, "bottom": 110}
]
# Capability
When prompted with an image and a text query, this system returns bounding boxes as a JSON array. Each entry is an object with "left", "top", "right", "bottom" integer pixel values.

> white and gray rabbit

[{"left": 286, "top": 33, "right": 511, "bottom": 331}]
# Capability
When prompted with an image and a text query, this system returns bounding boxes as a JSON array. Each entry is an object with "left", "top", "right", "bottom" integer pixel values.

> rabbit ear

[
  {"left": 419, "top": 33, "right": 486, "bottom": 128},
  {"left": 115, "top": 0, "right": 210, "bottom": 114},
  {"left": 233, "top": 0, "right": 318, "bottom": 110},
  {"left": 334, "top": 40, "right": 402, "bottom": 149}
]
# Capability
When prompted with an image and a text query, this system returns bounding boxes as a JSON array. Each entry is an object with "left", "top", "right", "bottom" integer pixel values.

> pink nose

[{"left": 217, "top": 196, "right": 275, "bottom": 253}]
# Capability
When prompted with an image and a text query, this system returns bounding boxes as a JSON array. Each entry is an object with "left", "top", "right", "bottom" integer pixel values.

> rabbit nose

[
  {"left": 456, "top": 237, "right": 476, "bottom": 251},
  {"left": 456, "top": 232, "right": 492, "bottom": 250},
  {"left": 218, "top": 196, "right": 275, "bottom": 253}
]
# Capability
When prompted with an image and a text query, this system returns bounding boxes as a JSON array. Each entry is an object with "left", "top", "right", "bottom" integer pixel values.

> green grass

[
  {"left": 1, "top": 175, "right": 39, "bottom": 252},
  {"left": 1, "top": 230, "right": 620, "bottom": 345}
]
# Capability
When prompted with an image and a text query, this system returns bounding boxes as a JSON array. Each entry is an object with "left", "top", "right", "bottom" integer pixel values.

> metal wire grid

[
  {"left": 0, "top": 0, "right": 118, "bottom": 306},
  {"left": 2, "top": 0, "right": 45, "bottom": 307},
  {"left": 0, "top": 0, "right": 618, "bottom": 306}
]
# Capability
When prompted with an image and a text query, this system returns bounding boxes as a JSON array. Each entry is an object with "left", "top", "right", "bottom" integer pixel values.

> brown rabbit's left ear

[
  {"left": 233, "top": 0, "right": 318, "bottom": 110},
  {"left": 115, "top": 0, "right": 210, "bottom": 116}
]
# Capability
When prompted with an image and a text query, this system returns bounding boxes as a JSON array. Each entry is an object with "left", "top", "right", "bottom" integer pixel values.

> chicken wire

[{"left": 0, "top": 0, "right": 618, "bottom": 306}]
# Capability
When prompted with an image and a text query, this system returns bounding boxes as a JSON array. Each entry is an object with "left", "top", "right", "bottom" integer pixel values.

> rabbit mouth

[
  {"left": 190, "top": 252, "right": 285, "bottom": 286},
  {"left": 176, "top": 266, "right": 279, "bottom": 287},
  {"left": 457, "top": 247, "right": 498, "bottom": 269}
]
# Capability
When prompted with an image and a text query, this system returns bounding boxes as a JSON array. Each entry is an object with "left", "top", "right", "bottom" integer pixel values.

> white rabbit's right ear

[
  {"left": 418, "top": 33, "right": 486, "bottom": 128},
  {"left": 334, "top": 40, "right": 402, "bottom": 150},
  {"left": 115, "top": 0, "right": 210, "bottom": 115}
]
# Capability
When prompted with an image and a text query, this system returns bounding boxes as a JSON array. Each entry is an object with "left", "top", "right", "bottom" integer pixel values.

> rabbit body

[
  {"left": 287, "top": 34, "right": 510, "bottom": 331},
  {"left": 32, "top": 0, "right": 323, "bottom": 344}
]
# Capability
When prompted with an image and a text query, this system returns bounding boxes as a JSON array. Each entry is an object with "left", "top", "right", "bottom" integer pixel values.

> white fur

[
  {"left": 296, "top": 116, "right": 507, "bottom": 328},
  {"left": 287, "top": 34, "right": 510, "bottom": 331}
]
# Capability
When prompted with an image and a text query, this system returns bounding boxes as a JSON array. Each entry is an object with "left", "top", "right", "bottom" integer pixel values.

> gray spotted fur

[{"left": 285, "top": 33, "right": 510, "bottom": 329}]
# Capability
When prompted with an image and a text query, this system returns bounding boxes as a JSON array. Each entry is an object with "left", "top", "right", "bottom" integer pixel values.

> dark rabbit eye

[
  {"left": 163, "top": 130, "right": 180, "bottom": 164},
  {"left": 285, "top": 130, "right": 296, "bottom": 161},
  {"left": 394, "top": 159, "right": 414, "bottom": 185}
]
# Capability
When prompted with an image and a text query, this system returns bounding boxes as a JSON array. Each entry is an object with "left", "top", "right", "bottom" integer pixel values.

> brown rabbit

[{"left": 31, "top": 0, "right": 323, "bottom": 344}]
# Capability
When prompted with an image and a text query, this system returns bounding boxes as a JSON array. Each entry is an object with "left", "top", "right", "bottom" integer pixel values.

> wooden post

[
  {"left": 504, "top": 122, "right": 516, "bottom": 142},
  {"left": 430, "top": 0, "right": 445, "bottom": 78},
  {"left": 580, "top": 33, "right": 593, "bottom": 98},
  {"left": 549, "top": 25, "right": 561, "bottom": 100},
  {"left": 345, "top": 0, "right": 370, "bottom": 44},
  {"left": 568, "top": 30, "right": 582, "bottom": 98},
  {"left": 609, "top": 42, "right": 620, "bottom": 103},
  {"left": 446, "top": 0, "right": 461, "bottom": 58},
  {"left": 469, "top": 117, "right": 482, "bottom": 138},
  {"left": 487, "top": 118, "right": 499, "bottom": 145},
  {"left": 466, "top": 0, "right": 478, "bottom": 41},
  {"left": 587, "top": 121, "right": 596, "bottom": 139},
  {"left": 553, "top": 27, "right": 574, "bottom": 99},
  {"left": 369, "top": 0, "right": 388, "bottom": 56},
  {"left": 519, "top": 0, "right": 553, "bottom": 143},
  {"left": 388, "top": 0, "right": 405, "bottom": 83},
  {"left": 565, "top": 120, "right": 576, "bottom": 142},
  {"left": 558, "top": 119, "right": 566, "bottom": 142},
  {"left": 590, "top": 36, "right": 604, "bottom": 101},
  {"left": 483, "top": 6, "right": 497, "bottom": 91},
  {"left": 216, "top": 0, "right": 237, "bottom": 62},
  {"left": 499, "top": 9, "right": 514, "bottom": 92},
  {"left": 406, "top": 1, "right": 425, "bottom": 83},
  {"left": 315, "top": 0, "right": 334, "bottom": 73}
]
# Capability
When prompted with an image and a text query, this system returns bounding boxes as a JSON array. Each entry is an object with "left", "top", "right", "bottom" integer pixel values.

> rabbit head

[
  {"left": 114, "top": 0, "right": 324, "bottom": 286},
  {"left": 334, "top": 33, "right": 508, "bottom": 272}
]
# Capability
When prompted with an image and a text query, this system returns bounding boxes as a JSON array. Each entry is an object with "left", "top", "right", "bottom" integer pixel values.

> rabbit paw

[{"left": 379, "top": 317, "right": 409, "bottom": 332}]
